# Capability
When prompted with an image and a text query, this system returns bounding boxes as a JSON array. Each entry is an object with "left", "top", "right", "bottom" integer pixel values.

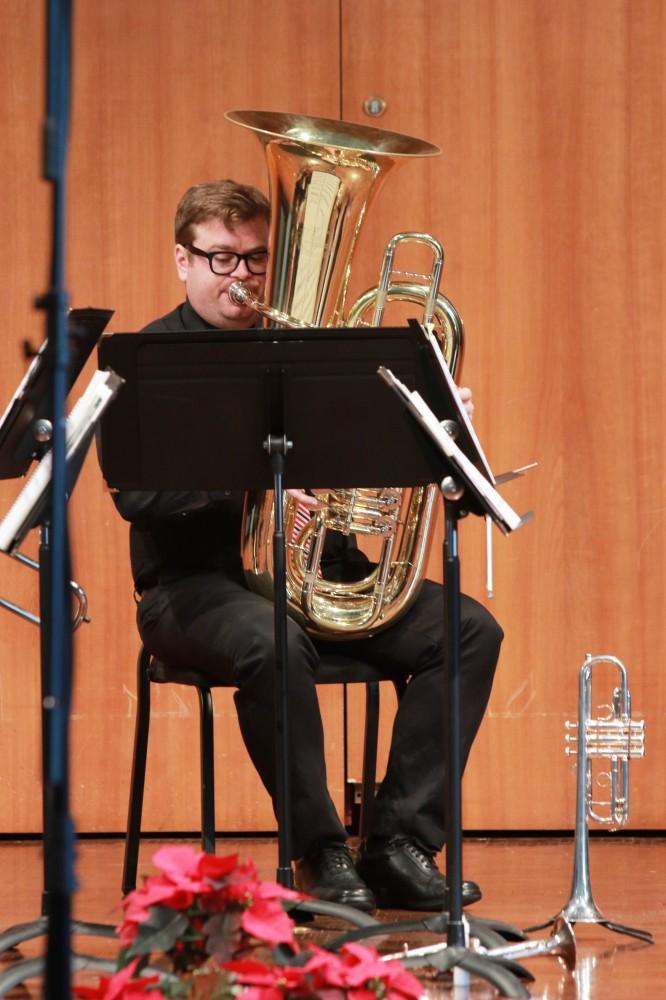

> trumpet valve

[{"left": 564, "top": 717, "right": 645, "bottom": 758}]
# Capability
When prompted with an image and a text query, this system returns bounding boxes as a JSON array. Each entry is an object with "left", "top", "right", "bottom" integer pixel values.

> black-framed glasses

[{"left": 185, "top": 243, "right": 269, "bottom": 276}]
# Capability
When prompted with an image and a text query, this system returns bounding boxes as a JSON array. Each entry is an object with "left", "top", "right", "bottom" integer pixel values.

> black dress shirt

[{"left": 113, "top": 301, "right": 370, "bottom": 593}]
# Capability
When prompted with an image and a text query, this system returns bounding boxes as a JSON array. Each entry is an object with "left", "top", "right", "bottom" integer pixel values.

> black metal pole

[
  {"left": 443, "top": 497, "right": 465, "bottom": 948},
  {"left": 266, "top": 434, "right": 294, "bottom": 888},
  {"left": 41, "top": 1, "right": 75, "bottom": 997}
]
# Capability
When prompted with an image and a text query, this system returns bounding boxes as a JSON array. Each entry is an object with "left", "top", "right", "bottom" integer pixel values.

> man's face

[{"left": 174, "top": 215, "right": 269, "bottom": 329}]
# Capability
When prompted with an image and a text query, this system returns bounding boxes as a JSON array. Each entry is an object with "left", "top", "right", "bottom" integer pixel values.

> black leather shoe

[
  {"left": 295, "top": 844, "right": 376, "bottom": 913},
  {"left": 357, "top": 837, "right": 482, "bottom": 911}
]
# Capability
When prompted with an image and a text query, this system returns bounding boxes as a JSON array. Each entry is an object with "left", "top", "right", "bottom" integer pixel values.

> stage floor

[{"left": 0, "top": 835, "right": 662, "bottom": 998}]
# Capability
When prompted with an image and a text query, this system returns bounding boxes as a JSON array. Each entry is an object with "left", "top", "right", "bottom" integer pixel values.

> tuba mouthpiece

[{"left": 228, "top": 280, "right": 252, "bottom": 306}]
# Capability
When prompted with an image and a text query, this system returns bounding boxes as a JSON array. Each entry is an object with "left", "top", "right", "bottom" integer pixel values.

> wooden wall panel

[
  {"left": 0, "top": 0, "right": 344, "bottom": 836},
  {"left": 1, "top": 0, "right": 664, "bottom": 840},
  {"left": 341, "top": 0, "right": 665, "bottom": 829},
  {"left": 0, "top": 2, "right": 51, "bottom": 835}
]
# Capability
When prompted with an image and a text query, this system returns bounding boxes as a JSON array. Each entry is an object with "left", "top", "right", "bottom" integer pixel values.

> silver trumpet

[{"left": 528, "top": 653, "right": 653, "bottom": 944}]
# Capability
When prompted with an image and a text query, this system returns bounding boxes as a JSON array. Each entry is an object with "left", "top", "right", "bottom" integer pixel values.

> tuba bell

[{"left": 227, "top": 110, "right": 464, "bottom": 639}]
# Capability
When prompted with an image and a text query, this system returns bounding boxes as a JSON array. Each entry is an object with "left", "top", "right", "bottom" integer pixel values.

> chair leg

[
  {"left": 358, "top": 681, "right": 380, "bottom": 844},
  {"left": 198, "top": 687, "right": 216, "bottom": 854},
  {"left": 122, "top": 646, "right": 152, "bottom": 895}
]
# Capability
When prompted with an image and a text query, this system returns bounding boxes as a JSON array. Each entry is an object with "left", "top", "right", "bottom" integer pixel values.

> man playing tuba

[{"left": 113, "top": 179, "right": 503, "bottom": 913}]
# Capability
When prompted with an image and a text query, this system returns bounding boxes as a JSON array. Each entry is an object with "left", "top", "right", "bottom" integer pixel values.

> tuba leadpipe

[{"left": 228, "top": 110, "right": 464, "bottom": 639}]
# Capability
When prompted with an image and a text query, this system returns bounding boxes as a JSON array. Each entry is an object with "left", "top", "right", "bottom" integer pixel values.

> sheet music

[
  {"left": 0, "top": 369, "right": 124, "bottom": 553},
  {"left": 378, "top": 366, "right": 529, "bottom": 534},
  {"left": 420, "top": 322, "right": 495, "bottom": 483},
  {"left": 0, "top": 343, "right": 46, "bottom": 430}
]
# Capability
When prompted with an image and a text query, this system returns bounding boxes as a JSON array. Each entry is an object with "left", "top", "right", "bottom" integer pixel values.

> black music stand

[
  {"left": 377, "top": 368, "right": 533, "bottom": 994},
  {"left": 98, "top": 321, "right": 457, "bottom": 881},
  {"left": 0, "top": 307, "right": 113, "bottom": 481},
  {"left": 316, "top": 371, "right": 533, "bottom": 996},
  {"left": 0, "top": 325, "right": 118, "bottom": 999},
  {"left": 97, "top": 323, "right": 530, "bottom": 995}
]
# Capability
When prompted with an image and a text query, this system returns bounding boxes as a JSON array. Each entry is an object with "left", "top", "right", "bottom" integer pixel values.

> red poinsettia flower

[
  {"left": 301, "top": 943, "right": 423, "bottom": 1000},
  {"left": 102, "top": 847, "right": 424, "bottom": 1000},
  {"left": 340, "top": 942, "right": 393, "bottom": 986},
  {"left": 241, "top": 897, "right": 298, "bottom": 946},
  {"left": 152, "top": 845, "right": 262, "bottom": 903},
  {"left": 151, "top": 845, "right": 225, "bottom": 893},
  {"left": 342, "top": 943, "right": 423, "bottom": 1000},
  {"left": 73, "top": 959, "right": 167, "bottom": 999},
  {"left": 118, "top": 878, "right": 196, "bottom": 945},
  {"left": 300, "top": 945, "right": 348, "bottom": 987},
  {"left": 251, "top": 878, "right": 303, "bottom": 902},
  {"left": 124, "top": 878, "right": 195, "bottom": 919},
  {"left": 191, "top": 849, "right": 245, "bottom": 882},
  {"left": 222, "top": 956, "right": 308, "bottom": 993}
]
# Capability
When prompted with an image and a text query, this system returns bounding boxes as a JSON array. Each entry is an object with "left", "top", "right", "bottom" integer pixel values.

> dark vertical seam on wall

[{"left": 338, "top": 0, "right": 344, "bottom": 120}]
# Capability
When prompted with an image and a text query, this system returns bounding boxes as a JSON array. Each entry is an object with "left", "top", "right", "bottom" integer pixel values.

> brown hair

[{"left": 174, "top": 180, "right": 270, "bottom": 244}]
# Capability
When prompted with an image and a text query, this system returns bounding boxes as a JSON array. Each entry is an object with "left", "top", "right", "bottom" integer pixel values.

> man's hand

[
  {"left": 457, "top": 385, "right": 474, "bottom": 420},
  {"left": 286, "top": 489, "right": 325, "bottom": 510}
]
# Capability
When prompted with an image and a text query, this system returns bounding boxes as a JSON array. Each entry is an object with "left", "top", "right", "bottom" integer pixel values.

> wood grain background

[{"left": 0, "top": 0, "right": 663, "bottom": 837}]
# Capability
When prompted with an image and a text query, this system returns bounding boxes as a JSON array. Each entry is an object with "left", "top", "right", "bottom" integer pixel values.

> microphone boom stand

[{"left": 41, "top": 1, "right": 75, "bottom": 995}]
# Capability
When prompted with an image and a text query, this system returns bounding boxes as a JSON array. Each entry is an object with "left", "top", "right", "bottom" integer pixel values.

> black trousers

[{"left": 137, "top": 570, "right": 503, "bottom": 859}]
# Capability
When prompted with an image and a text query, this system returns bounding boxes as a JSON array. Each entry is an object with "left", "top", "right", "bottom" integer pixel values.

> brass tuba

[{"left": 226, "top": 110, "right": 464, "bottom": 639}]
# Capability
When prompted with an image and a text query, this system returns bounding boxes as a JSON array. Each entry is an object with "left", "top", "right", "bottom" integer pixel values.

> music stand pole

[
  {"left": 372, "top": 372, "right": 531, "bottom": 995},
  {"left": 385, "top": 481, "right": 528, "bottom": 996},
  {"left": 442, "top": 490, "right": 465, "bottom": 947},
  {"left": 265, "top": 434, "right": 295, "bottom": 888}
]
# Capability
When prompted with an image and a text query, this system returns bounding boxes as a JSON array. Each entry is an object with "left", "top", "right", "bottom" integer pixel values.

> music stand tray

[
  {"left": 97, "top": 321, "right": 490, "bottom": 491},
  {"left": 0, "top": 307, "right": 113, "bottom": 481}
]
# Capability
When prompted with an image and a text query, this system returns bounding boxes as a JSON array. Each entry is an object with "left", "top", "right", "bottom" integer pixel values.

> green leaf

[
  {"left": 154, "top": 979, "right": 193, "bottom": 999},
  {"left": 125, "top": 906, "right": 191, "bottom": 958}
]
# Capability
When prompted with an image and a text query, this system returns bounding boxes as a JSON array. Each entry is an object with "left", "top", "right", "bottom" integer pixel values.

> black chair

[{"left": 122, "top": 644, "right": 404, "bottom": 894}]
